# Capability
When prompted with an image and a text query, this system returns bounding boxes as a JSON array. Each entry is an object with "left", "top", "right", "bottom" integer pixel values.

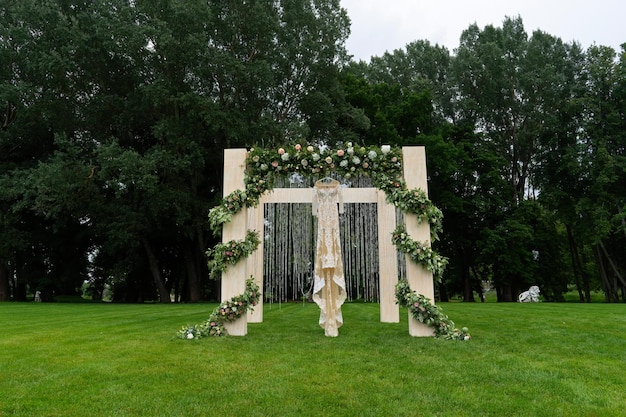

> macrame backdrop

[{"left": 262, "top": 175, "right": 400, "bottom": 304}]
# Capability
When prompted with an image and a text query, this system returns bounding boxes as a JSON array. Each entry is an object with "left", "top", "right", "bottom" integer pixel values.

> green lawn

[{"left": 1, "top": 301, "right": 624, "bottom": 417}]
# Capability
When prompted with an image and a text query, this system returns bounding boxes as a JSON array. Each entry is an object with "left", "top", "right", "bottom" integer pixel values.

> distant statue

[
  {"left": 34, "top": 291, "right": 42, "bottom": 302},
  {"left": 518, "top": 286, "right": 540, "bottom": 302}
]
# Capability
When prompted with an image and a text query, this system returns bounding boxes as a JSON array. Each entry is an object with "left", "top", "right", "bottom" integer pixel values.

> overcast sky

[{"left": 341, "top": 0, "right": 625, "bottom": 61}]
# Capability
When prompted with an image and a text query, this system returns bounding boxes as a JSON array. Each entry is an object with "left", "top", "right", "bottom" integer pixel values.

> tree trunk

[
  {"left": 566, "top": 225, "right": 586, "bottom": 302},
  {"left": 599, "top": 241, "right": 626, "bottom": 287},
  {"left": 184, "top": 245, "right": 202, "bottom": 302},
  {"left": 455, "top": 248, "right": 473, "bottom": 302},
  {"left": 0, "top": 261, "right": 10, "bottom": 301},
  {"left": 595, "top": 245, "right": 615, "bottom": 302},
  {"left": 141, "top": 238, "right": 171, "bottom": 303},
  {"left": 579, "top": 247, "right": 592, "bottom": 303},
  {"left": 13, "top": 259, "right": 27, "bottom": 301},
  {"left": 470, "top": 266, "right": 486, "bottom": 302}
]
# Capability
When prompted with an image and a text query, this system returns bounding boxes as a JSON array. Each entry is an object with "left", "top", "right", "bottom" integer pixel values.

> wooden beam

[
  {"left": 221, "top": 149, "right": 248, "bottom": 336},
  {"left": 402, "top": 147, "right": 435, "bottom": 336}
]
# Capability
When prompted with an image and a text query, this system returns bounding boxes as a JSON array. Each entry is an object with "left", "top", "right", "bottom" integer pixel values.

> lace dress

[{"left": 312, "top": 179, "right": 347, "bottom": 337}]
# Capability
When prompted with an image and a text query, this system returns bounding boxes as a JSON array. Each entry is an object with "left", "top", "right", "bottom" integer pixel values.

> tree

[
  {"left": 450, "top": 17, "right": 582, "bottom": 300},
  {"left": 0, "top": 0, "right": 351, "bottom": 301},
  {"left": 577, "top": 45, "right": 626, "bottom": 301}
]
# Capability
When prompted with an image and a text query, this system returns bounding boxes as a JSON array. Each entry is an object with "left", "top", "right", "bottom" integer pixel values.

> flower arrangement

[
  {"left": 392, "top": 224, "right": 448, "bottom": 282},
  {"left": 208, "top": 189, "right": 259, "bottom": 235},
  {"left": 209, "top": 144, "right": 442, "bottom": 235},
  {"left": 395, "top": 279, "right": 470, "bottom": 341},
  {"left": 244, "top": 143, "right": 403, "bottom": 192},
  {"left": 177, "top": 277, "right": 261, "bottom": 339},
  {"left": 206, "top": 230, "right": 260, "bottom": 279}
]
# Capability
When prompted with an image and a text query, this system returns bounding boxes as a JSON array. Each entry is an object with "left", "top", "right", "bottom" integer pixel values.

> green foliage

[
  {"left": 206, "top": 231, "right": 261, "bottom": 279},
  {"left": 0, "top": 0, "right": 351, "bottom": 302},
  {"left": 2, "top": 2, "right": 625, "bottom": 304},
  {"left": 176, "top": 278, "right": 261, "bottom": 339},
  {"left": 395, "top": 279, "right": 470, "bottom": 340},
  {"left": 392, "top": 225, "right": 448, "bottom": 282}
]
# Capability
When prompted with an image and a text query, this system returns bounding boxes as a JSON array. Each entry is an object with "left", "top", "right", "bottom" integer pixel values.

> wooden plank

[
  {"left": 378, "top": 191, "right": 399, "bottom": 322},
  {"left": 402, "top": 146, "right": 435, "bottom": 337},
  {"left": 221, "top": 149, "right": 248, "bottom": 336},
  {"left": 246, "top": 195, "right": 265, "bottom": 323}
]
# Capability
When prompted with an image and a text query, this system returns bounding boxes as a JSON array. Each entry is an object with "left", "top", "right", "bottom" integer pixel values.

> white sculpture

[{"left": 518, "top": 286, "right": 540, "bottom": 302}]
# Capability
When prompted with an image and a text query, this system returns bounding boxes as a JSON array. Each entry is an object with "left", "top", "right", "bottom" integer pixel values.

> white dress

[{"left": 312, "top": 179, "right": 347, "bottom": 337}]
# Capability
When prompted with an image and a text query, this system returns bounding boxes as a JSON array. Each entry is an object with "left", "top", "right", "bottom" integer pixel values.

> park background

[{"left": 1, "top": 1, "right": 625, "bottom": 304}]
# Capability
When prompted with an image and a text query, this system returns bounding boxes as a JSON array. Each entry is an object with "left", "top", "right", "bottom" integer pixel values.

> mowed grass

[{"left": 1, "top": 301, "right": 625, "bottom": 417}]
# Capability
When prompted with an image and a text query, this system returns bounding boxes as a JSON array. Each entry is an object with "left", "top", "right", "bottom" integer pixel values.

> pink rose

[
  {"left": 295, "top": 144, "right": 302, "bottom": 151},
  {"left": 278, "top": 148, "right": 285, "bottom": 155},
  {"left": 337, "top": 149, "right": 345, "bottom": 157}
]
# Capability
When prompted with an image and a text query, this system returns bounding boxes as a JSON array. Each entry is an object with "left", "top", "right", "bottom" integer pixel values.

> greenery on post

[
  {"left": 395, "top": 279, "right": 470, "bottom": 340},
  {"left": 176, "top": 277, "right": 261, "bottom": 339}
]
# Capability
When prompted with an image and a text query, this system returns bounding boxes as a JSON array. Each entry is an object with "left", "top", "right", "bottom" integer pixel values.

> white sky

[{"left": 341, "top": 0, "right": 625, "bottom": 61}]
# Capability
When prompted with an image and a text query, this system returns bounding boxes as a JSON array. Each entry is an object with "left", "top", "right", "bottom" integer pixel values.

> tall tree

[
  {"left": 0, "top": 0, "right": 351, "bottom": 301},
  {"left": 451, "top": 17, "right": 581, "bottom": 300}
]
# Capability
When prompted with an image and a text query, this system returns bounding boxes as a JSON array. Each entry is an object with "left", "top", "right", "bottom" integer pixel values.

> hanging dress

[{"left": 312, "top": 178, "right": 347, "bottom": 337}]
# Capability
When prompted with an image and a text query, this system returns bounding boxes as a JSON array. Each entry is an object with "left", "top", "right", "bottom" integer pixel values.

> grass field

[{"left": 1, "top": 300, "right": 625, "bottom": 417}]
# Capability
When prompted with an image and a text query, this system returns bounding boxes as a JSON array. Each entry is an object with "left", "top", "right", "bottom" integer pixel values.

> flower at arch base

[
  {"left": 395, "top": 279, "right": 470, "bottom": 341},
  {"left": 177, "top": 278, "right": 260, "bottom": 339}
]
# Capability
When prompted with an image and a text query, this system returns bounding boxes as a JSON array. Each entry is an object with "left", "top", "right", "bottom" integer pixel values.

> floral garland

[
  {"left": 209, "top": 144, "right": 443, "bottom": 236},
  {"left": 209, "top": 143, "right": 408, "bottom": 235},
  {"left": 177, "top": 278, "right": 261, "bottom": 339},
  {"left": 391, "top": 224, "right": 448, "bottom": 282},
  {"left": 206, "top": 230, "right": 260, "bottom": 279},
  {"left": 395, "top": 279, "right": 470, "bottom": 341},
  {"left": 208, "top": 189, "right": 258, "bottom": 235},
  {"left": 379, "top": 182, "right": 443, "bottom": 241}
]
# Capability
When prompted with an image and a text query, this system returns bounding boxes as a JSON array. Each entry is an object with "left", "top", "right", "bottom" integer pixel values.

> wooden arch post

[
  {"left": 220, "top": 146, "right": 435, "bottom": 337},
  {"left": 402, "top": 147, "right": 436, "bottom": 336},
  {"left": 221, "top": 149, "right": 249, "bottom": 335}
]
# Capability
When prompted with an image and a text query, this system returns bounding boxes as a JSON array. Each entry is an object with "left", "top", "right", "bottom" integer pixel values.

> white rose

[{"left": 381, "top": 145, "right": 391, "bottom": 154}]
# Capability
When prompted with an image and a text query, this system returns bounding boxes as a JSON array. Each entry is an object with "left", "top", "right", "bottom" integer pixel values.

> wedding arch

[{"left": 213, "top": 145, "right": 442, "bottom": 337}]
